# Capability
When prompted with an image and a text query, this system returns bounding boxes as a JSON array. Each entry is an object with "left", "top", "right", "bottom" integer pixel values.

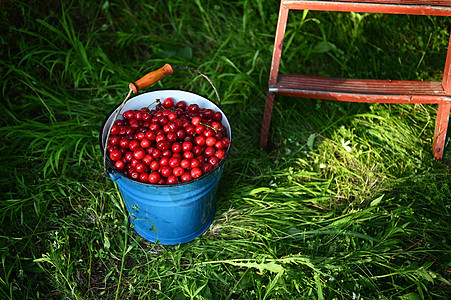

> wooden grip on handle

[{"left": 129, "top": 64, "right": 173, "bottom": 94}]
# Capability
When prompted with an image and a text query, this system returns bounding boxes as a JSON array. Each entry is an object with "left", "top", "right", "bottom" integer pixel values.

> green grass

[{"left": 1, "top": 0, "right": 450, "bottom": 299}]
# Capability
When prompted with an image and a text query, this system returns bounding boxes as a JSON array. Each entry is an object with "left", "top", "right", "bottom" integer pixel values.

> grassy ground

[{"left": 1, "top": 0, "right": 450, "bottom": 299}]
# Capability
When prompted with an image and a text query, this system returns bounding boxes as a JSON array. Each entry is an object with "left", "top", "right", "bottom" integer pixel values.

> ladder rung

[{"left": 272, "top": 74, "right": 451, "bottom": 103}]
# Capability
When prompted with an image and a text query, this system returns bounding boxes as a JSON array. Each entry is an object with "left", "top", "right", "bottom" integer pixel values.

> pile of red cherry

[{"left": 106, "top": 97, "right": 230, "bottom": 184}]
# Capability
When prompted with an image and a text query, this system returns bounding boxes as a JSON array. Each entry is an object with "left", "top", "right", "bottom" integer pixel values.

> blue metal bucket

[{"left": 101, "top": 90, "right": 232, "bottom": 245}]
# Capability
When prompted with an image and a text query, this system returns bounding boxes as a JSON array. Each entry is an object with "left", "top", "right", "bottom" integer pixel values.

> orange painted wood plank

[
  {"left": 272, "top": 74, "right": 451, "bottom": 103},
  {"left": 283, "top": 0, "right": 451, "bottom": 16}
]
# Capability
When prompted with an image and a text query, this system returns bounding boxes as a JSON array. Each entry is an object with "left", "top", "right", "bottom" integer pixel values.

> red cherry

[
  {"left": 215, "top": 149, "right": 225, "bottom": 160},
  {"left": 204, "top": 128, "right": 215, "bottom": 137},
  {"left": 139, "top": 173, "right": 149, "bottom": 183},
  {"left": 222, "top": 137, "right": 230, "bottom": 148},
  {"left": 146, "top": 146, "right": 155, "bottom": 155},
  {"left": 204, "top": 109, "right": 214, "bottom": 119},
  {"left": 149, "top": 122, "right": 160, "bottom": 131},
  {"left": 195, "top": 125, "right": 205, "bottom": 135},
  {"left": 214, "top": 140, "right": 224, "bottom": 149},
  {"left": 190, "top": 159, "right": 200, "bottom": 169},
  {"left": 157, "top": 141, "right": 170, "bottom": 151},
  {"left": 163, "top": 97, "right": 175, "bottom": 108},
  {"left": 168, "top": 121, "right": 179, "bottom": 132},
  {"left": 180, "top": 159, "right": 191, "bottom": 169},
  {"left": 181, "top": 172, "right": 193, "bottom": 182},
  {"left": 124, "top": 126, "right": 135, "bottom": 135},
  {"left": 184, "top": 135, "right": 194, "bottom": 143},
  {"left": 182, "top": 141, "right": 193, "bottom": 151},
  {"left": 176, "top": 129, "right": 186, "bottom": 140},
  {"left": 142, "top": 154, "right": 153, "bottom": 165},
  {"left": 197, "top": 156, "right": 205, "bottom": 167},
  {"left": 167, "top": 175, "right": 178, "bottom": 184},
  {"left": 130, "top": 170, "right": 140, "bottom": 180},
  {"left": 163, "top": 124, "right": 170, "bottom": 133},
  {"left": 150, "top": 160, "right": 160, "bottom": 171},
  {"left": 162, "top": 149, "right": 172, "bottom": 157},
  {"left": 109, "top": 135, "right": 120, "bottom": 146},
  {"left": 187, "top": 104, "right": 199, "bottom": 113},
  {"left": 159, "top": 156, "right": 170, "bottom": 166},
  {"left": 129, "top": 140, "right": 140, "bottom": 151},
  {"left": 169, "top": 157, "right": 181, "bottom": 168},
  {"left": 206, "top": 137, "right": 216, "bottom": 147},
  {"left": 155, "top": 129, "right": 165, "bottom": 137},
  {"left": 148, "top": 172, "right": 160, "bottom": 184},
  {"left": 158, "top": 116, "right": 168, "bottom": 126},
  {"left": 140, "top": 138, "right": 151, "bottom": 148},
  {"left": 172, "top": 153, "right": 182, "bottom": 160},
  {"left": 110, "top": 125, "right": 120, "bottom": 135},
  {"left": 166, "top": 132, "right": 177, "bottom": 142},
  {"left": 191, "top": 167, "right": 202, "bottom": 179},
  {"left": 129, "top": 119, "right": 140, "bottom": 128},
  {"left": 135, "top": 110, "right": 143, "bottom": 120},
  {"left": 192, "top": 145, "right": 203, "bottom": 156},
  {"left": 185, "top": 125, "right": 196, "bottom": 135},
  {"left": 123, "top": 110, "right": 135, "bottom": 119},
  {"left": 119, "top": 138, "right": 130, "bottom": 149},
  {"left": 213, "top": 111, "right": 223, "bottom": 121},
  {"left": 160, "top": 166, "right": 172, "bottom": 178},
  {"left": 156, "top": 134, "right": 166, "bottom": 143},
  {"left": 124, "top": 151, "right": 134, "bottom": 162},
  {"left": 183, "top": 151, "right": 194, "bottom": 160},
  {"left": 204, "top": 146, "right": 215, "bottom": 157},
  {"left": 107, "top": 145, "right": 116, "bottom": 153},
  {"left": 110, "top": 149, "right": 122, "bottom": 161},
  {"left": 208, "top": 156, "right": 219, "bottom": 166},
  {"left": 152, "top": 148, "right": 162, "bottom": 159},
  {"left": 114, "top": 160, "right": 125, "bottom": 170},
  {"left": 131, "top": 158, "right": 139, "bottom": 168},
  {"left": 191, "top": 116, "right": 201, "bottom": 126},
  {"left": 172, "top": 142, "right": 182, "bottom": 153},
  {"left": 142, "top": 112, "right": 151, "bottom": 122},
  {"left": 135, "top": 161, "right": 147, "bottom": 173},
  {"left": 181, "top": 119, "right": 190, "bottom": 128},
  {"left": 145, "top": 130, "right": 156, "bottom": 140},
  {"left": 173, "top": 166, "right": 184, "bottom": 177},
  {"left": 135, "top": 132, "right": 145, "bottom": 140},
  {"left": 133, "top": 148, "right": 145, "bottom": 160},
  {"left": 168, "top": 112, "right": 177, "bottom": 121},
  {"left": 202, "top": 163, "right": 213, "bottom": 173},
  {"left": 211, "top": 122, "right": 221, "bottom": 131},
  {"left": 175, "top": 100, "right": 187, "bottom": 110},
  {"left": 115, "top": 119, "right": 126, "bottom": 126}
]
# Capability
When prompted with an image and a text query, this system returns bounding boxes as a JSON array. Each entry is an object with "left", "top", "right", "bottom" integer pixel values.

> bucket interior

[{"left": 101, "top": 89, "right": 232, "bottom": 185}]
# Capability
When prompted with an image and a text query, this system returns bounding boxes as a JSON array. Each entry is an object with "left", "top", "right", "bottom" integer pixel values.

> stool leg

[
  {"left": 260, "top": 1, "right": 289, "bottom": 149},
  {"left": 433, "top": 102, "right": 451, "bottom": 159},
  {"left": 260, "top": 92, "right": 275, "bottom": 149}
]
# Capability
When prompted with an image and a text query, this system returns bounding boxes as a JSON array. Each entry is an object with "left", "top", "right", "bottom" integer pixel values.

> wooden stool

[{"left": 260, "top": 1, "right": 451, "bottom": 159}]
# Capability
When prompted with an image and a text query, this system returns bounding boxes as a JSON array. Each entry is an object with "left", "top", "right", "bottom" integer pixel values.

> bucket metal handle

[
  {"left": 130, "top": 64, "right": 221, "bottom": 106},
  {"left": 129, "top": 64, "right": 174, "bottom": 94},
  {"left": 104, "top": 64, "right": 222, "bottom": 176}
]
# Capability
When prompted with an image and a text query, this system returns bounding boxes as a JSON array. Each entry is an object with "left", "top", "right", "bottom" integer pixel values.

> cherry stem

[
  {"left": 199, "top": 121, "right": 220, "bottom": 132},
  {"left": 147, "top": 99, "right": 161, "bottom": 110}
]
